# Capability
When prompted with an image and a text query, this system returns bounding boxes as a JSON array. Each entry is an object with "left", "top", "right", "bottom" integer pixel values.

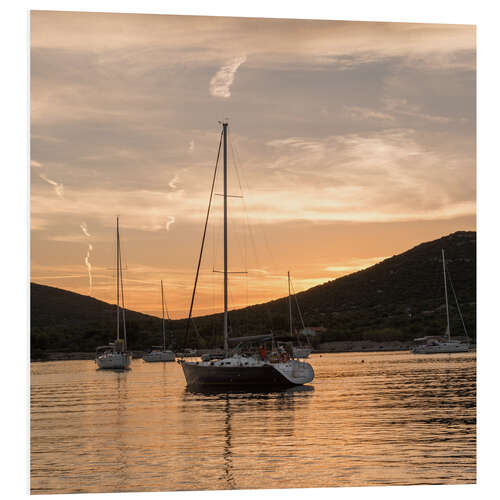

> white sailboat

[
  {"left": 143, "top": 280, "right": 175, "bottom": 362},
  {"left": 287, "top": 271, "right": 313, "bottom": 359},
  {"left": 95, "top": 217, "right": 132, "bottom": 369},
  {"left": 412, "top": 249, "right": 470, "bottom": 354},
  {"left": 179, "top": 122, "right": 314, "bottom": 389}
]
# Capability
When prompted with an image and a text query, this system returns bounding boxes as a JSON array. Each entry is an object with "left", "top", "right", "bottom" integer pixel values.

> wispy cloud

[
  {"left": 209, "top": 55, "right": 247, "bottom": 98},
  {"left": 84, "top": 243, "right": 93, "bottom": 295},
  {"left": 39, "top": 173, "right": 64, "bottom": 198},
  {"left": 325, "top": 256, "right": 387, "bottom": 274},
  {"left": 166, "top": 216, "right": 175, "bottom": 231},
  {"left": 168, "top": 174, "right": 179, "bottom": 189},
  {"left": 31, "top": 160, "right": 42, "bottom": 168},
  {"left": 79, "top": 221, "right": 91, "bottom": 237},
  {"left": 188, "top": 140, "right": 195, "bottom": 153}
]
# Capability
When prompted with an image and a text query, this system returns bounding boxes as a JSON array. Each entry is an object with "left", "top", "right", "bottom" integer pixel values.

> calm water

[{"left": 30, "top": 352, "right": 476, "bottom": 494}]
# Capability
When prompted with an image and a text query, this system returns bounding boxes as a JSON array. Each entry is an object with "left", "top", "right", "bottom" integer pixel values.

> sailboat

[
  {"left": 412, "top": 249, "right": 470, "bottom": 354},
  {"left": 95, "top": 217, "right": 132, "bottom": 369},
  {"left": 287, "top": 271, "right": 313, "bottom": 359},
  {"left": 143, "top": 280, "right": 176, "bottom": 362},
  {"left": 179, "top": 122, "right": 314, "bottom": 389}
]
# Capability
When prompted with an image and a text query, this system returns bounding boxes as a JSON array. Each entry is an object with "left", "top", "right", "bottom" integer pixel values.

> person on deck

[{"left": 259, "top": 345, "right": 267, "bottom": 360}]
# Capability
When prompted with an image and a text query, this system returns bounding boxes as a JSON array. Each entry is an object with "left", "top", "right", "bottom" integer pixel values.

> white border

[{"left": 2, "top": 1, "right": 498, "bottom": 500}]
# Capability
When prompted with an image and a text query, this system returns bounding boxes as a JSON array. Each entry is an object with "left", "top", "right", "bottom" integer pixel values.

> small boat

[
  {"left": 412, "top": 249, "right": 470, "bottom": 354},
  {"left": 287, "top": 271, "right": 313, "bottom": 359},
  {"left": 143, "top": 280, "right": 175, "bottom": 362},
  {"left": 179, "top": 122, "right": 314, "bottom": 389},
  {"left": 96, "top": 217, "right": 132, "bottom": 370}
]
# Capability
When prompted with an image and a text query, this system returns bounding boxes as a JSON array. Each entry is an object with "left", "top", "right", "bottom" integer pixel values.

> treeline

[{"left": 30, "top": 231, "right": 476, "bottom": 358}]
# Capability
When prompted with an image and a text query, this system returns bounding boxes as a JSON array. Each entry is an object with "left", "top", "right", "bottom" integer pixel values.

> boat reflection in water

[{"left": 182, "top": 384, "right": 314, "bottom": 490}]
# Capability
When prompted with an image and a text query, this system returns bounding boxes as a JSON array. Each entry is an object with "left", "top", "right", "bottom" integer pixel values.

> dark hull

[{"left": 180, "top": 361, "right": 296, "bottom": 389}]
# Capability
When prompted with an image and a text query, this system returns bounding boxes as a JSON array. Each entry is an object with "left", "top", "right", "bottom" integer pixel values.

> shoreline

[{"left": 30, "top": 340, "right": 476, "bottom": 362}]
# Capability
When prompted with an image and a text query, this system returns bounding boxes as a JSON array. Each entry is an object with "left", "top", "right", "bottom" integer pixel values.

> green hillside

[{"left": 31, "top": 231, "right": 476, "bottom": 358}]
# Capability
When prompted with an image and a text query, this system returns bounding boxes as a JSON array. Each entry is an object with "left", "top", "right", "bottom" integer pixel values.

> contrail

[
  {"left": 80, "top": 222, "right": 91, "bottom": 237},
  {"left": 166, "top": 216, "right": 175, "bottom": 231},
  {"left": 39, "top": 173, "right": 64, "bottom": 198},
  {"left": 85, "top": 243, "right": 93, "bottom": 295}
]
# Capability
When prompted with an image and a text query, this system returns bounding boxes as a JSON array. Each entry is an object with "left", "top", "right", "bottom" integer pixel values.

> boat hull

[
  {"left": 143, "top": 350, "right": 175, "bottom": 362},
  {"left": 96, "top": 352, "right": 131, "bottom": 369},
  {"left": 412, "top": 343, "right": 469, "bottom": 354},
  {"left": 180, "top": 360, "right": 313, "bottom": 389}
]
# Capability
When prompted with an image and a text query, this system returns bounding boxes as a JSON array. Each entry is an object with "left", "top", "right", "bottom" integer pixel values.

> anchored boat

[
  {"left": 412, "top": 249, "right": 470, "bottom": 354},
  {"left": 95, "top": 217, "right": 132, "bottom": 370},
  {"left": 143, "top": 280, "right": 175, "bottom": 362},
  {"left": 179, "top": 122, "right": 314, "bottom": 389}
]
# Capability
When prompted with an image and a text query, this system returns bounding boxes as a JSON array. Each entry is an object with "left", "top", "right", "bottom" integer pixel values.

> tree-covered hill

[{"left": 31, "top": 230, "right": 476, "bottom": 358}]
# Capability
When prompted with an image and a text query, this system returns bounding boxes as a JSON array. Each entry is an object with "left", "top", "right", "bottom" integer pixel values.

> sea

[{"left": 30, "top": 351, "right": 476, "bottom": 494}]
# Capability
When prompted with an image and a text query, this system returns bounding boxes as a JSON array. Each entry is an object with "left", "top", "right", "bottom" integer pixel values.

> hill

[{"left": 31, "top": 231, "right": 476, "bottom": 357}]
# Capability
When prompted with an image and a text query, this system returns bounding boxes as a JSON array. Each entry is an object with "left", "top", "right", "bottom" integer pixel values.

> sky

[{"left": 30, "top": 11, "right": 476, "bottom": 318}]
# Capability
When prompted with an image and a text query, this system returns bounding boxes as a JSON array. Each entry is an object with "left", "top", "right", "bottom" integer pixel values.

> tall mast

[
  {"left": 442, "top": 248, "right": 451, "bottom": 340},
  {"left": 288, "top": 271, "right": 293, "bottom": 337},
  {"left": 119, "top": 225, "right": 127, "bottom": 351},
  {"left": 223, "top": 122, "right": 229, "bottom": 356},
  {"left": 161, "top": 279, "right": 166, "bottom": 351},
  {"left": 116, "top": 216, "right": 120, "bottom": 341}
]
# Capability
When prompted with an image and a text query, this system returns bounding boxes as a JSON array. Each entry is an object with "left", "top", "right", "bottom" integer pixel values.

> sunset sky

[{"left": 30, "top": 11, "right": 476, "bottom": 318}]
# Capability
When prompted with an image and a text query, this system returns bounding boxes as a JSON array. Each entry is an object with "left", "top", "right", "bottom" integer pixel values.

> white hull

[
  {"left": 143, "top": 350, "right": 175, "bottom": 362},
  {"left": 412, "top": 342, "right": 469, "bottom": 354},
  {"left": 273, "top": 359, "right": 315, "bottom": 384},
  {"left": 293, "top": 347, "right": 312, "bottom": 359},
  {"left": 181, "top": 354, "right": 314, "bottom": 387},
  {"left": 96, "top": 352, "right": 131, "bottom": 369}
]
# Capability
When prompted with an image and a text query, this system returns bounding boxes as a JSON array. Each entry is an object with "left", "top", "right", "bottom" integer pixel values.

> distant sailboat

[
  {"left": 179, "top": 122, "right": 314, "bottom": 389},
  {"left": 95, "top": 217, "right": 132, "bottom": 369},
  {"left": 412, "top": 249, "right": 470, "bottom": 354},
  {"left": 143, "top": 280, "right": 176, "bottom": 362},
  {"left": 287, "top": 271, "right": 313, "bottom": 359}
]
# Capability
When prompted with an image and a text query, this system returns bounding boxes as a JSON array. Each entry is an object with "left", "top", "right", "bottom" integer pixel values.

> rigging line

[
  {"left": 446, "top": 267, "right": 469, "bottom": 339},
  {"left": 231, "top": 140, "right": 276, "bottom": 333},
  {"left": 290, "top": 279, "right": 312, "bottom": 346},
  {"left": 230, "top": 140, "right": 251, "bottom": 335},
  {"left": 118, "top": 231, "right": 127, "bottom": 350},
  {"left": 185, "top": 130, "right": 223, "bottom": 346}
]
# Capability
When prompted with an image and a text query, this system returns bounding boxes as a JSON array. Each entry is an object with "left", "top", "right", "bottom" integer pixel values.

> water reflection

[
  {"left": 31, "top": 353, "right": 475, "bottom": 494},
  {"left": 181, "top": 385, "right": 314, "bottom": 489}
]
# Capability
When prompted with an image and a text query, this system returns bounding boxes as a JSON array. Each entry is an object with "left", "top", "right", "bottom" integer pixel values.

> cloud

[
  {"left": 166, "top": 216, "right": 175, "bottom": 231},
  {"left": 168, "top": 174, "right": 180, "bottom": 189},
  {"left": 39, "top": 173, "right": 64, "bottom": 198},
  {"left": 325, "top": 256, "right": 388, "bottom": 273},
  {"left": 209, "top": 55, "right": 247, "bottom": 98},
  {"left": 84, "top": 243, "right": 93, "bottom": 295},
  {"left": 31, "top": 160, "right": 42, "bottom": 168},
  {"left": 79, "top": 221, "right": 91, "bottom": 237},
  {"left": 188, "top": 140, "right": 195, "bottom": 153}
]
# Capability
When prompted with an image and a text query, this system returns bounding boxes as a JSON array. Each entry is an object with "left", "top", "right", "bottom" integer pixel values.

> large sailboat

[
  {"left": 179, "top": 122, "right": 314, "bottom": 389},
  {"left": 287, "top": 271, "right": 313, "bottom": 359},
  {"left": 95, "top": 217, "right": 132, "bottom": 369},
  {"left": 143, "top": 280, "right": 176, "bottom": 362},
  {"left": 412, "top": 249, "right": 470, "bottom": 354}
]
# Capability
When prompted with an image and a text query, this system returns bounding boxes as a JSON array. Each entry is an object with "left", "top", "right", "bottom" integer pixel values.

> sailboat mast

[
  {"left": 118, "top": 226, "right": 127, "bottom": 351},
  {"left": 288, "top": 271, "right": 293, "bottom": 337},
  {"left": 442, "top": 248, "right": 451, "bottom": 340},
  {"left": 161, "top": 279, "right": 166, "bottom": 351},
  {"left": 116, "top": 216, "right": 120, "bottom": 341},
  {"left": 223, "top": 122, "right": 229, "bottom": 356}
]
